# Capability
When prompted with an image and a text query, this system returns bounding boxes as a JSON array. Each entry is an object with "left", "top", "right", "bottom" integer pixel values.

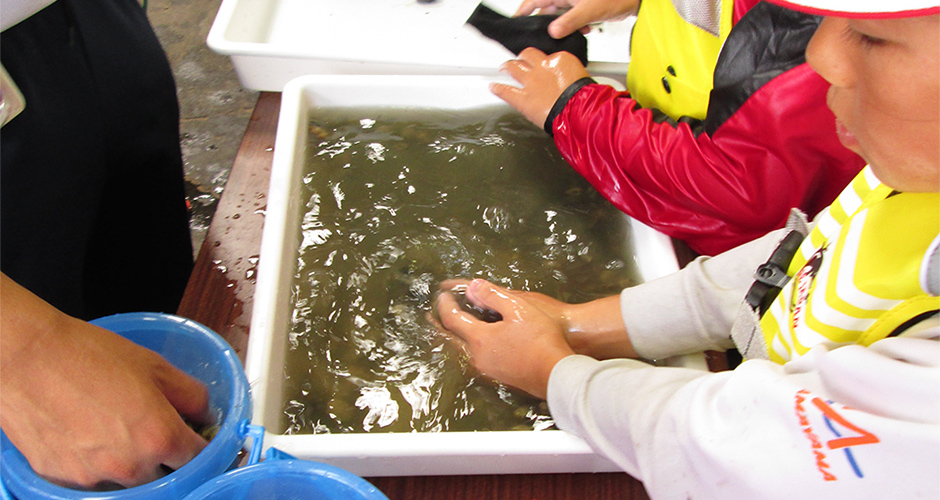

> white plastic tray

[
  {"left": 207, "top": 0, "right": 634, "bottom": 91},
  {"left": 247, "top": 74, "right": 705, "bottom": 476}
]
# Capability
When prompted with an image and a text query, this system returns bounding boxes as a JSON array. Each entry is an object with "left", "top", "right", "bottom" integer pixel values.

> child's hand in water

[
  {"left": 433, "top": 279, "right": 574, "bottom": 399},
  {"left": 433, "top": 281, "right": 503, "bottom": 323}
]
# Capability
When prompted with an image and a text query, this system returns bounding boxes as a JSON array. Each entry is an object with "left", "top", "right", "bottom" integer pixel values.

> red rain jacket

[{"left": 550, "top": 1, "right": 865, "bottom": 255}]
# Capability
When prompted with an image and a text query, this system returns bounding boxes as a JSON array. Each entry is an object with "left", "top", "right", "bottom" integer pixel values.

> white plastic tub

[
  {"left": 247, "top": 74, "right": 704, "bottom": 476},
  {"left": 207, "top": 0, "right": 635, "bottom": 91}
]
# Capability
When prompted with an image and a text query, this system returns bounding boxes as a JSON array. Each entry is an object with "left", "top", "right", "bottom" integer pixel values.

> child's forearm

[{"left": 563, "top": 295, "right": 638, "bottom": 359}]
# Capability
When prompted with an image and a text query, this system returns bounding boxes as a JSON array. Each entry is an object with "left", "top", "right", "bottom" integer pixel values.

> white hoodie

[{"left": 547, "top": 229, "right": 940, "bottom": 499}]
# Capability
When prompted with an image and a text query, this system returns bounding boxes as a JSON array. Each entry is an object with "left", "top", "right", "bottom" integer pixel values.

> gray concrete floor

[{"left": 147, "top": 0, "right": 259, "bottom": 255}]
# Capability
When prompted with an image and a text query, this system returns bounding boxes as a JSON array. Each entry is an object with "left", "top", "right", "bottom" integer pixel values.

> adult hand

[
  {"left": 515, "top": 0, "right": 640, "bottom": 39},
  {"left": 0, "top": 275, "right": 211, "bottom": 489},
  {"left": 490, "top": 47, "right": 591, "bottom": 130},
  {"left": 434, "top": 279, "right": 575, "bottom": 399}
]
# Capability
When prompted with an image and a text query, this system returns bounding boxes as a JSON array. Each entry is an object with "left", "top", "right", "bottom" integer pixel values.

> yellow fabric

[
  {"left": 626, "top": 0, "right": 734, "bottom": 120},
  {"left": 858, "top": 295, "right": 940, "bottom": 347},
  {"left": 759, "top": 167, "right": 940, "bottom": 364}
]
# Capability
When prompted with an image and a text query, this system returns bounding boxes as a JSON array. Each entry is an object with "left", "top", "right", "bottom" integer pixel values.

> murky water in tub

[{"left": 282, "top": 106, "right": 641, "bottom": 434}]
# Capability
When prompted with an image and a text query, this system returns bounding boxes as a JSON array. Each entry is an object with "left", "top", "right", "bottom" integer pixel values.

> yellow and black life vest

[
  {"left": 757, "top": 168, "right": 940, "bottom": 363},
  {"left": 627, "top": 0, "right": 735, "bottom": 120}
]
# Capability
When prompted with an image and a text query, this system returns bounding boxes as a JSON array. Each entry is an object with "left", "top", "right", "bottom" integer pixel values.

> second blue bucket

[{"left": 183, "top": 448, "right": 388, "bottom": 500}]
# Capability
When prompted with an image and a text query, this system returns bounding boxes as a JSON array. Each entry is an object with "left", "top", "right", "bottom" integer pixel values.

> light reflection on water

[{"left": 282, "top": 106, "right": 639, "bottom": 435}]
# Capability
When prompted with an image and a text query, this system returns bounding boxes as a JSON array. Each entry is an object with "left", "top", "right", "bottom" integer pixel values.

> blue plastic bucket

[
  {"left": 0, "top": 313, "right": 252, "bottom": 500},
  {"left": 183, "top": 449, "right": 388, "bottom": 500}
]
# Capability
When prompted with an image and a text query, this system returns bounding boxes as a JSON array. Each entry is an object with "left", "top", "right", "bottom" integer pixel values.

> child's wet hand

[
  {"left": 433, "top": 279, "right": 574, "bottom": 399},
  {"left": 490, "top": 48, "right": 591, "bottom": 130}
]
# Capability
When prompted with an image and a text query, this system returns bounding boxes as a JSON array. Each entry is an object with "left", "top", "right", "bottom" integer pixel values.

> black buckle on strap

[
  {"left": 754, "top": 261, "right": 790, "bottom": 288},
  {"left": 745, "top": 230, "right": 805, "bottom": 315}
]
